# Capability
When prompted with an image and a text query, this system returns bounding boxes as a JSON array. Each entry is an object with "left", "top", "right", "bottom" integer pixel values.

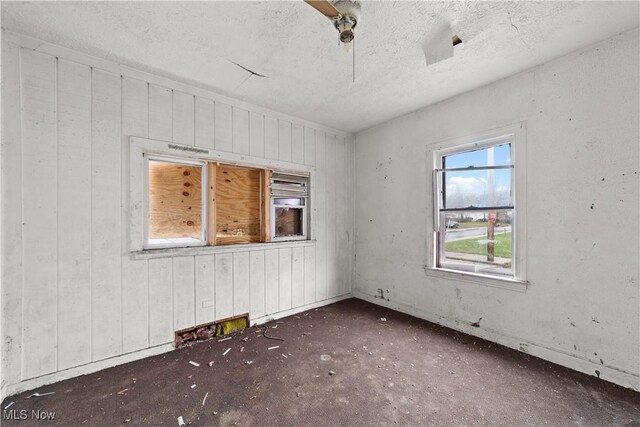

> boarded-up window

[
  {"left": 215, "top": 164, "right": 262, "bottom": 245},
  {"left": 148, "top": 158, "right": 205, "bottom": 246}
]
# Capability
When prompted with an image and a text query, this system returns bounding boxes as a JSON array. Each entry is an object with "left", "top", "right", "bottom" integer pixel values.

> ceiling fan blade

[{"left": 304, "top": 0, "right": 340, "bottom": 19}]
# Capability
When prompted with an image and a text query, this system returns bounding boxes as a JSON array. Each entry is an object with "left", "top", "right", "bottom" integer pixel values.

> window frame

[
  {"left": 129, "top": 136, "right": 314, "bottom": 254},
  {"left": 425, "top": 122, "right": 528, "bottom": 290}
]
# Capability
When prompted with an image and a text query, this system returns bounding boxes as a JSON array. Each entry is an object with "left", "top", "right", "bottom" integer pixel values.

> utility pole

[{"left": 487, "top": 147, "right": 495, "bottom": 262}]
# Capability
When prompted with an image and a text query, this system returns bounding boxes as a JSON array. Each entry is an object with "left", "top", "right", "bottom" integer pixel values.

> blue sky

[{"left": 443, "top": 144, "right": 512, "bottom": 208}]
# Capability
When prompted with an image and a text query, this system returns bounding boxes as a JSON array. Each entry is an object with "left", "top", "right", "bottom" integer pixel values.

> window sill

[
  {"left": 423, "top": 266, "right": 528, "bottom": 292},
  {"left": 131, "top": 240, "right": 316, "bottom": 260}
]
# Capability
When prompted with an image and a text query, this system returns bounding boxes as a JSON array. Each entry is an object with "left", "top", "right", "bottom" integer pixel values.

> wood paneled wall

[{"left": 1, "top": 35, "right": 354, "bottom": 396}]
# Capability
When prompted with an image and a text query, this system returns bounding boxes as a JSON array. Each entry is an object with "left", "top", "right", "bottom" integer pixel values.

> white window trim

[
  {"left": 425, "top": 122, "right": 528, "bottom": 291},
  {"left": 128, "top": 136, "right": 315, "bottom": 253}
]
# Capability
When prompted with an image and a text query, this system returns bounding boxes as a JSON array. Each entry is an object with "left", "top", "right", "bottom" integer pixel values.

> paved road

[{"left": 445, "top": 226, "right": 511, "bottom": 242}]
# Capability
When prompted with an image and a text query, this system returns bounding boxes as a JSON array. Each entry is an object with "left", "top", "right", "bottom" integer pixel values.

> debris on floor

[
  {"left": 208, "top": 361, "right": 214, "bottom": 367},
  {"left": 268, "top": 346, "right": 280, "bottom": 350},
  {"left": 117, "top": 388, "right": 129, "bottom": 395},
  {"left": 381, "top": 317, "right": 387, "bottom": 322},
  {"left": 177, "top": 415, "right": 185, "bottom": 426},
  {"left": 189, "top": 361, "right": 200, "bottom": 367},
  {"left": 202, "top": 392, "right": 209, "bottom": 406},
  {"left": 27, "top": 391, "right": 55, "bottom": 398},
  {"left": 222, "top": 348, "right": 231, "bottom": 356}
]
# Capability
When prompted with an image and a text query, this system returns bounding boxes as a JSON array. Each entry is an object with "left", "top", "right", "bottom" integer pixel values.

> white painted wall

[
  {"left": 354, "top": 29, "right": 639, "bottom": 390},
  {"left": 1, "top": 32, "right": 355, "bottom": 398}
]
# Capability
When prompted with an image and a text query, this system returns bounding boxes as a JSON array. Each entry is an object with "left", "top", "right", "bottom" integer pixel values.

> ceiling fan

[
  {"left": 303, "top": 0, "right": 462, "bottom": 76},
  {"left": 304, "top": 0, "right": 361, "bottom": 52}
]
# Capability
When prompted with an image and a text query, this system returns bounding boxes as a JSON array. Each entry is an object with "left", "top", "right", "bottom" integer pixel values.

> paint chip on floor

[
  {"left": 268, "top": 346, "right": 280, "bottom": 350},
  {"left": 189, "top": 361, "right": 200, "bottom": 367}
]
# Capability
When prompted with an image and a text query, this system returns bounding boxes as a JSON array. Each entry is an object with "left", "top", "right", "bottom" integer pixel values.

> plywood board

[
  {"left": 148, "top": 161, "right": 202, "bottom": 240},
  {"left": 216, "top": 164, "right": 261, "bottom": 245}
]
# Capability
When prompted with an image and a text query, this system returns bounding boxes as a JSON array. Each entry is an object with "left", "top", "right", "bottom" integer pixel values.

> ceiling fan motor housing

[{"left": 332, "top": 0, "right": 361, "bottom": 43}]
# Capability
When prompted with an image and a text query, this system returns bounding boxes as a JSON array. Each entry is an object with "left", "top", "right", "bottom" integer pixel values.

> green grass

[
  {"left": 445, "top": 232, "right": 512, "bottom": 258},
  {"left": 456, "top": 222, "right": 487, "bottom": 229}
]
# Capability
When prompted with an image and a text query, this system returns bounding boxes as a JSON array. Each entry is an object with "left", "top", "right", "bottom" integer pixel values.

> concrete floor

[{"left": 2, "top": 299, "right": 639, "bottom": 426}]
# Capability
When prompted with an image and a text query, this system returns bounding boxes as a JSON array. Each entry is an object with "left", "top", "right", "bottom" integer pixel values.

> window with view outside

[{"left": 436, "top": 142, "right": 514, "bottom": 278}]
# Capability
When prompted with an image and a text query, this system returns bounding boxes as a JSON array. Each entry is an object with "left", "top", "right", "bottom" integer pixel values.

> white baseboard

[
  {"left": 353, "top": 290, "right": 639, "bottom": 391},
  {"left": 2, "top": 343, "right": 174, "bottom": 401},
  {"left": 251, "top": 293, "right": 352, "bottom": 325},
  {"left": 1, "top": 293, "right": 353, "bottom": 401}
]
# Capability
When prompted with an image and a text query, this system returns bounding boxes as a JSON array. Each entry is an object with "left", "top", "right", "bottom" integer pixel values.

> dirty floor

[{"left": 2, "top": 299, "right": 639, "bottom": 426}]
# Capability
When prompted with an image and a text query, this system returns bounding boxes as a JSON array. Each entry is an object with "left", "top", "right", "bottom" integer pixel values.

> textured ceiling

[{"left": 2, "top": 1, "right": 638, "bottom": 133}]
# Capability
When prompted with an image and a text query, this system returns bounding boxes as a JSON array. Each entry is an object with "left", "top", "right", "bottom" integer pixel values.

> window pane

[
  {"left": 443, "top": 143, "right": 511, "bottom": 168},
  {"left": 440, "top": 210, "right": 513, "bottom": 278},
  {"left": 275, "top": 207, "right": 303, "bottom": 237},
  {"left": 442, "top": 168, "right": 512, "bottom": 209},
  {"left": 149, "top": 160, "right": 203, "bottom": 242}
]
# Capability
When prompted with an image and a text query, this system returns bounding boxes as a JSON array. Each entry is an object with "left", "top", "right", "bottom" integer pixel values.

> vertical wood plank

[
  {"left": 20, "top": 49, "right": 58, "bottom": 378},
  {"left": 264, "top": 116, "right": 279, "bottom": 160},
  {"left": 278, "top": 120, "right": 292, "bottom": 162},
  {"left": 195, "top": 255, "right": 215, "bottom": 325},
  {"left": 207, "top": 163, "right": 217, "bottom": 244},
  {"left": 91, "top": 68, "right": 122, "bottom": 361},
  {"left": 173, "top": 257, "right": 195, "bottom": 330},
  {"left": 291, "top": 247, "right": 304, "bottom": 308},
  {"left": 292, "top": 124, "right": 304, "bottom": 164},
  {"left": 315, "top": 132, "right": 327, "bottom": 301},
  {"left": 264, "top": 249, "right": 279, "bottom": 315},
  {"left": 57, "top": 59, "right": 92, "bottom": 369},
  {"left": 304, "top": 127, "right": 316, "bottom": 166},
  {"left": 215, "top": 253, "right": 233, "bottom": 319},
  {"left": 122, "top": 76, "right": 150, "bottom": 354},
  {"left": 148, "top": 84, "right": 172, "bottom": 141},
  {"left": 249, "top": 251, "right": 266, "bottom": 319},
  {"left": 304, "top": 246, "right": 316, "bottom": 305},
  {"left": 148, "top": 258, "right": 173, "bottom": 345},
  {"left": 249, "top": 112, "right": 265, "bottom": 158},
  {"left": 172, "top": 91, "right": 195, "bottom": 146},
  {"left": 278, "top": 248, "right": 292, "bottom": 311},
  {"left": 335, "top": 137, "right": 349, "bottom": 295},
  {"left": 325, "top": 134, "right": 338, "bottom": 298},
  {"left": 233, "top": 252, "right": 250, "bottom": 315},
  {"left": 1, "top": 41, "right": 23, "bottom": 385},
  {"left": 261, "top": 169, "right": 272, "bottom": 243},
  {"left": 195, "top": 97, "right": 214, "bottom": 149},
  {"left": 232, "top": 107, "right": 250, "bottom": 155},
  {"left": 214, "top": 102, "right": 233, "bottom": 152}
]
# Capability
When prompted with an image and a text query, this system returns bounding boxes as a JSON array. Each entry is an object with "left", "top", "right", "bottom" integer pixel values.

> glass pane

[
  {"left": 442, "top": 168, "right": 512, "bottom": 209},
  {"left": 274, "top": 198, "right": 305, "bottom": 206},
  {"left": 148, "top": 159, "right": 203, "bottom": 242},
  {"left": 275, "top": 207, "right": 303, "bottom": 237},
  {"left": 440, "top": 209, "right": 513, "bottom": 278},
  {"left": 443, "top": 143, "right": 511, "bottom": 168}
]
